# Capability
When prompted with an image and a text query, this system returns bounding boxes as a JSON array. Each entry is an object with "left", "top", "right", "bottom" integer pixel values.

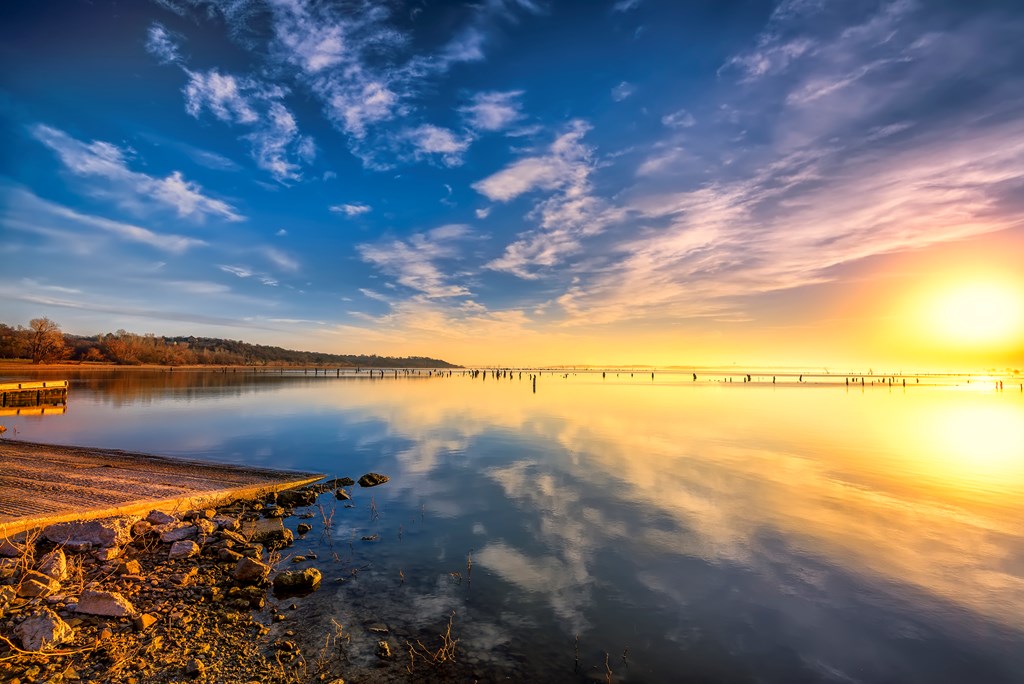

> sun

[{"left": 924, "top": 280, "right": 1023, "bottom": 349}]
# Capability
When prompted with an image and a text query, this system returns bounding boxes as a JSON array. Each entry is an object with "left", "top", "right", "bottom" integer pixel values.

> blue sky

[{"left": 2, "top": 0, "right": 1022, "bottom": 367}]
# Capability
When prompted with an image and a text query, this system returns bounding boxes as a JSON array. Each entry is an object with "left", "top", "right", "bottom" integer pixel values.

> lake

[{"left": 3, "top": 368, "right": 1024, "bottom": 682}]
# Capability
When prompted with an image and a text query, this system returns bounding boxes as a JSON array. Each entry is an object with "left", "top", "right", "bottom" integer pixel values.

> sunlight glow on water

[{"left": 4, "top": 369, "right": 1024, "bottom": 682}]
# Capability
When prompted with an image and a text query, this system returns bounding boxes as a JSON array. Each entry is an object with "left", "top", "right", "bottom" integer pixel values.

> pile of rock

[{"left": 1, "top": 473, "right": 390, "bottom": 683}]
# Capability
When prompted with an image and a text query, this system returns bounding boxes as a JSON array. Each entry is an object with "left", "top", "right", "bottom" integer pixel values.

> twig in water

[
  {"left": 404, "top": 611, "right": 459, "bottom": 672},
  {"left": 574, "top": 634, "right": 580, "bottom": 672},
  {"left": 605, "top": 651, "right": 613, "bottom": 684}
]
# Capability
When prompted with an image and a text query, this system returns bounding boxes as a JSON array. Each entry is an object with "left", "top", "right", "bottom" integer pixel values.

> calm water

[{"left": 4, "top": 369, "right": 1024, "bottom": 682}]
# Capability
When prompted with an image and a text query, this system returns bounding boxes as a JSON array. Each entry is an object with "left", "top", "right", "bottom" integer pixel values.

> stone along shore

[{"left": 1, "top": 474, "right": 392, "bottom": 683}]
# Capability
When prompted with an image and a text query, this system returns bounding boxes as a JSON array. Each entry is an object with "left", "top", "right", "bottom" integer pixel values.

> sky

[{"left": 1, "top": 0, "right": 1022, "bottom": 370}]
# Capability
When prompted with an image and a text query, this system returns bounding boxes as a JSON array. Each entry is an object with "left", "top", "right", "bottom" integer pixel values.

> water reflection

[{"left": 5, "top": 370, "right": 1024, "bottom": 681}]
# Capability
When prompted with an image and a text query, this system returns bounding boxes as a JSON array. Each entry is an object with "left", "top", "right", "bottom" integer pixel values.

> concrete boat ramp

[{"left": 0, "top": 440, "right": 323, "bottom": 537}]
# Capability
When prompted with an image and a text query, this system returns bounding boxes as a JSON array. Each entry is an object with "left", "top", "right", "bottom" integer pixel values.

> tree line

[{"left": 0, "top": 318, "right": 458, "bottom": 368}]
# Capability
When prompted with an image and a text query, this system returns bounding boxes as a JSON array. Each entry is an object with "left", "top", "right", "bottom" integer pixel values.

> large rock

[
  {"left": 43, "top": 516, "right": 136, "bottom": 549},
  {"left": 168, "top": 540, "right": 200, "bottom": 559},
  {"left": 16, "top": 608, "right": 74, "bottom": 651},
  {"left": 76, "top": 589, "right": 135, "bottom": 617},
  {"left": 156, "top": 522, "right": 198, "bottom": 543},
  {"left": 272, "top": 568, "right": 322, "bottom": 596},
  {"left": 243, "top": 518, "right": 294, "bottom": 549},
  {"left": 37, "top": 548, "right": 67, "bottom": 581},
  {"left": 278, "top": 488, "right": 317, "bottom": 507},
  {"left": 17, "top": 571, "right": 60, "bottom": 598},
  {"left": 0, "top": 539, "right": 24, "bottom": 558},
  {"left": 233, "top": 556, "right": 271, "bottom": 584},
  {"left": 146, "top": 510, "right": 177, "bottom": 525},
  {"left": 358, "top": 473, "right": 390, "bottom": 488},
  {"left": 213, "top": 515, "right": 239, "bottom": 531}
]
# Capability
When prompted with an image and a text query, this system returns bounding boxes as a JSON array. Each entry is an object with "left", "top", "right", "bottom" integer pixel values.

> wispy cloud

[
  {"left": 260, "top": 247, "right": 299, "bottom": 272},
  {"left": 219, "top": 265, "right": 254, "bottom": 278},
  {"left": 661, "top": 108, "right": 696, "bottom": 128},
  {"left": 357, "top": 224, "right": 474, "bottom": 298},
  {"left": 3, "top": 186, "right": 207, "bottom": 254},
  {"left": 330, "top": 203, "right": 372, "bottom": 217},
  {"left": 612, "top": 0, "right": 642, "bottom": 12},
  {"left": 474, "top": 121, "right": 624, "bottom": 279},
  {"left": 473, "top": 120, "right": 593, "bottom": 202},
  {"left": 403, "top": 124, "right": 472, "bottom": 166},
  {"left": 460, "top": 90, "right": 525, "bottom": 132},
  {"left": 30, "top": 124, "right": 243, "bottom": 222},
  {"left": 182, "top": 68, "right": 314, "bottom": 182},
  {"left": 611, "top": 81, "right": 635, "bottom": 102},
  {"left": 145, "top": 22, "right": 182, "bottom": 64},
  {"left": 159, "top": 0, "right": 540, "bottom": 170}
]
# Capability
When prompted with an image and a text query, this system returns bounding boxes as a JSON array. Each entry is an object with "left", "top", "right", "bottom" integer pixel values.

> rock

[
  {"left": 212, "top": 515, "right": 239, "bottom": 531},
  {"left": 217, "top": 529, "right": 246, "bottom": 544},
  {"left": 278, "top": 489, "right": 316, "bottom": 507},
  {"left": 335, "top": 488, "right": 351, "bottom": 500},
  {"left": 218, "top": 548, "right": 243, "bottom": 563},
  {"left": 358, "top": 473, "right": 390, "bottom": 488},
  {"left": 92, "top": 547, "right": 122, "bottom": 561},
  {"left": 63, "top": 540, "right": 93, "bottom": 553},
  {"left": 131, "top": 520, "right": 153, "bottom": 537},
  {"left": 168, "top": 540, "right": 200, "bottom": 559},
  {"left": 296, "top": 523, "right": 312, "bottom": 535},
  {"left": 0, "top": 539, "right": 24, "bottom": 558},
  {"left": 118, "top": 559, "right": 142, "bottom": 575},
  {"left": 338, "top": 477, "right": 355, "bottom": 487},
  {"left": 37, "top": 548, "right": 67, "bottom": 580},
  {"left": 146, "top": 510, "right": 177, "bottom": 525},
  {"left": 240, "top": 544, "right": 264, "bottom": 559},
  {"left": 291, "top": 556, "right": 307, "bottom": 563},
  {"left": 273, "top": 568, "right": 322, "bottom": 595},
  {"left": 299, "top": 511, "right": 315, "bottom": 519},
  {"left": 233, "top": 556, "right": 271, "bottom": 584},
  {"left": 134, "top": 613, "right": 158, "bottom": 632},
  {"left": 17, "top": 571, "right": 60, "bottom": 598},
  {"left": 76, "top": 589, "right": 135, "bottom": 617},
  {"left": 264, "top": 505, "right": 287, "bottom": 518},
  {"left": 194, "top": 518, "right": 217, "bottom": 536},
  {"left": 156, "top": 522, "right": 198, "bottom": 543},
  {"left": 376, "top": 640, "right": 392, "bottom": 659},
  {"left": 186, "top": 659, "right": 205, "bottom": 677},
  {"left": 43, "top": 516, "right": 136, "bottom": 549},
  {"left": 169, "top": 567, "right": 198, "bottom": 585},
  {"left": 243, "top": 518, "right": 294, "bottom": 549},
  {"left": 15, "top": 608, "right": 73, "bottom": 651}
]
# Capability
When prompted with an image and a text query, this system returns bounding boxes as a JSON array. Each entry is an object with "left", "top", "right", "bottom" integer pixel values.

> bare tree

[{"left": 27, "top": 317, "right": 67, "bottom": 364}]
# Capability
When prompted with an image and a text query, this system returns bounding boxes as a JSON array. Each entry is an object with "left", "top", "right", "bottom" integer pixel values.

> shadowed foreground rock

[
  {"left": 272, "top": 567, "right": 322, "bottom": 596},
  {"left": 357, "top": 472, "right": 389, "bottom": 487}
]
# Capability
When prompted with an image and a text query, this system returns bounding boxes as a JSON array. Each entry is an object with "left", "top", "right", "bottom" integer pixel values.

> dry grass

[{"left": 404, "top": 611, "right": 459, "bottom": 674}]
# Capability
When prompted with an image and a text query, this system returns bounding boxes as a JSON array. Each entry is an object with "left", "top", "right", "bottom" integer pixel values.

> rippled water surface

[{"left": 4, "top": 369, "right": 1024, "bottom": 682}]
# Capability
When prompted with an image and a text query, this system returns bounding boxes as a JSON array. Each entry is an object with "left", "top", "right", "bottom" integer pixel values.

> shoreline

[
  {"left": 0, "top": 443, "right": 438, "bottom": 683},
  {"left": 0, "top": 441, "right": 323, "bottom": 538},
  {"left": 0, "top": 479, "right": 353, "bottom": 683}
]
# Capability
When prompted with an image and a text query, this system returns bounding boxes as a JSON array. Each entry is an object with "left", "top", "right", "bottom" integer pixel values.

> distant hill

[{"left": 0, "top": 319, "right": 459, "bottom": 368}]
